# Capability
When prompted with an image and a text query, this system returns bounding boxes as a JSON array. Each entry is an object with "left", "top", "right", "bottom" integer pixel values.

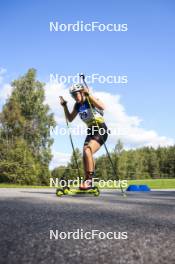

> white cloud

[
  {"left": 95, "top": 91, "right": 174, "bottom": 148},
  {"left": 44, "top": 83, "right": 174, "bottom": 149},
  {"left": 0, "top": 83, "right": 12, "bottom": 103},
  {"left": 0, "top": 68, "right": 7, "bottom": 84},
  {"left": 50, "top": 150, "right": 71, "bottom": 169},
  {"left": 44, "top": 82, "right": 72, "bottom": 123},
  {"left": 0, "top": 68, "right": 13, "bottom": 106}
]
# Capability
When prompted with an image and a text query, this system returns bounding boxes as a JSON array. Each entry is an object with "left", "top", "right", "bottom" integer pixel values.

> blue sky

[{"left": 0, "top": 0, "right": 175, "bottom": 167}]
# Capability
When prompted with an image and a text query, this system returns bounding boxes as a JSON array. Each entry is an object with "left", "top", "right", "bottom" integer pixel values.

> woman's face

[{"left": 72, "top": 91, "right": 84, "bottom": 103}]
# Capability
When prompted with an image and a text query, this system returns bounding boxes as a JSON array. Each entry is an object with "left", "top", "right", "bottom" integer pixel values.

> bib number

[{"left": 79, "top": 111, "right": 88, "bottom": 120}]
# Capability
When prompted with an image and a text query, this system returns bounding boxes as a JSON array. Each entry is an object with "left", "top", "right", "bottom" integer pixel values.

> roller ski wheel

[
  {"left": 79, "top": 186, "right": 100, "bottom": 196},
  {"left": 93, "top": 186, "right": 100, "bottom": 196},
  {"left": 63, "top": 186, "right": 70, "bottom": 195},
  {"left": 56, "top": 188, "right": 64, "bottom": 197}
]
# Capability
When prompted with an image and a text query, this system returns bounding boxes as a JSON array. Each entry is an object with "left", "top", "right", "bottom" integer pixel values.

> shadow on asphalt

[
  {"left": 102, "top": 190, "right": 175, "bottom": 198},
  {"left": 20, "top": 190, "right": 175, "bottom": 208},
  {"left": 21, "top": 191, "right": 53, "bottom": 194}
]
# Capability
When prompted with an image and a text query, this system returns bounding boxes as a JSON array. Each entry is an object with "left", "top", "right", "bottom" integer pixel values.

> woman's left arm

[
  {"left": 83, "top": 87, "right": 105, "bottom": 110},
  {"left": 88, "top": 93, "right": 105, "bottom": 110}
]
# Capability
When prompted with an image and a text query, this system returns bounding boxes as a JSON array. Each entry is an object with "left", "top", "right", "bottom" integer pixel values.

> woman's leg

[
  {"left": 80, "top": 124, "right": 108, "bottom": 189},
  {"left": 83, "top": 139, "right": 101, "bottom": 179}
]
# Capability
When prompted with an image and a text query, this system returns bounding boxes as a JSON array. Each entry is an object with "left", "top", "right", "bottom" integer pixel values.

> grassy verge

[
  {"left": 95, "top": 179, "right": 175, "bottom": 189},
  {"left": 0, "top": 179, "right": 175, "bottom": 189},
  {"left": 127, "top": 179, "right": 175, "bottom": 189}
]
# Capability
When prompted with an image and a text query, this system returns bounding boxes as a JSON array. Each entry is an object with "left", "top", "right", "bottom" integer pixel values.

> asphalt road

[{"left": 0, "top": 188, "right": 175, "bottom": 264}]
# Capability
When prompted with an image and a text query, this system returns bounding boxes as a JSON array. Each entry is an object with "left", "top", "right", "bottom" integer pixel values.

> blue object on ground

[
  {"left": 126, "top": 185, "right": 151, "bottom": 191},
  {"left": 139, "top": 185, "right": 151, "bottom": 191},
  {"left": 126, "top": 185, "right": 140, "bottom": 191}
]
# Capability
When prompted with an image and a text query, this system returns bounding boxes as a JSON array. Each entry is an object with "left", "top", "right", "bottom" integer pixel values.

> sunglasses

[{"left": 72, "top": 92, "right": 80, "bottom": 98}]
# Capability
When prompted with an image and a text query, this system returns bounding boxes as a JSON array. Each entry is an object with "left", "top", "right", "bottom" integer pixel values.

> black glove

[{"left": 59, "top": 96, "right": 67, "bottom": 106}]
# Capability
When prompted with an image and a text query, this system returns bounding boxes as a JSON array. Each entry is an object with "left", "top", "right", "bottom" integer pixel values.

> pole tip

[{"left": 79, "top": 73, "right": 85, "bottom": 79}]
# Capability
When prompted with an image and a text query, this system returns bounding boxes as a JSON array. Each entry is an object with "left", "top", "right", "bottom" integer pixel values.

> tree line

[{"left": 52, "top": 141, "right": 175, "bottom": 181}]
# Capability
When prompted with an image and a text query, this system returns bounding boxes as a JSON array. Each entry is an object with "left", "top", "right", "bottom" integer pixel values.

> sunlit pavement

[{"left": 0, "top": 188, "right": 175, "bottom": 264}]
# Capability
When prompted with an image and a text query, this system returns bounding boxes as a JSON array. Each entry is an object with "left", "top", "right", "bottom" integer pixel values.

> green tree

[
  {"left": 0, "top": 139, "right": 40, "bottom": 184},
  {"left": 113, "top": 140, "right": 124, "bottom": 179},
  {"left": 51, "top": 166, "right": 66, "bottom": 180},
  {"left": 67, "top": 148, "right": 84, "bottom": 179},
  {"left": 96, "top": 155, "right": 110, "bottom": 180},
  {"left": 0, "top": 69, "right": 56, "bottom": 184}
]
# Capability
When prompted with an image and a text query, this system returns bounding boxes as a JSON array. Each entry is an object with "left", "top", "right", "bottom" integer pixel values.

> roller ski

[
  {"left": 56, "top": 186, "right": 100, "bottom": 197},
  {"left": 56, "top": 178, "right": 100, "bottom": 197}
]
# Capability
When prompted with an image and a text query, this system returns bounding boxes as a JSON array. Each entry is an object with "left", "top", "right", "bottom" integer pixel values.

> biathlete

[{"left": 60, "top": 83, "right": 109, "bottom": 190}]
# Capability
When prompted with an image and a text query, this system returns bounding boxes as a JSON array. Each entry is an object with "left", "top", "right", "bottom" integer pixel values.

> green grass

[
  {"left": 96, "top": 179, "right": 175, "bottom": 189},
  {"left": 0, "top": 178, "right": 175, "bottom": 189},
  {"left": 127, "top": 179, "right": 175, "bottom": 189}
]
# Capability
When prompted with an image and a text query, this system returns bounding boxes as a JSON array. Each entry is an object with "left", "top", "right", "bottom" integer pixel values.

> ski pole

[{"left": 59, "top": 96, "right": 81, "bottom": 181}]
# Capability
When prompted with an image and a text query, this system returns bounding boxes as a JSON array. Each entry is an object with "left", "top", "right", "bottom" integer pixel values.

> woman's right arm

[{"left": 59, "top": 96, "right": 78, "bottom": 122}]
